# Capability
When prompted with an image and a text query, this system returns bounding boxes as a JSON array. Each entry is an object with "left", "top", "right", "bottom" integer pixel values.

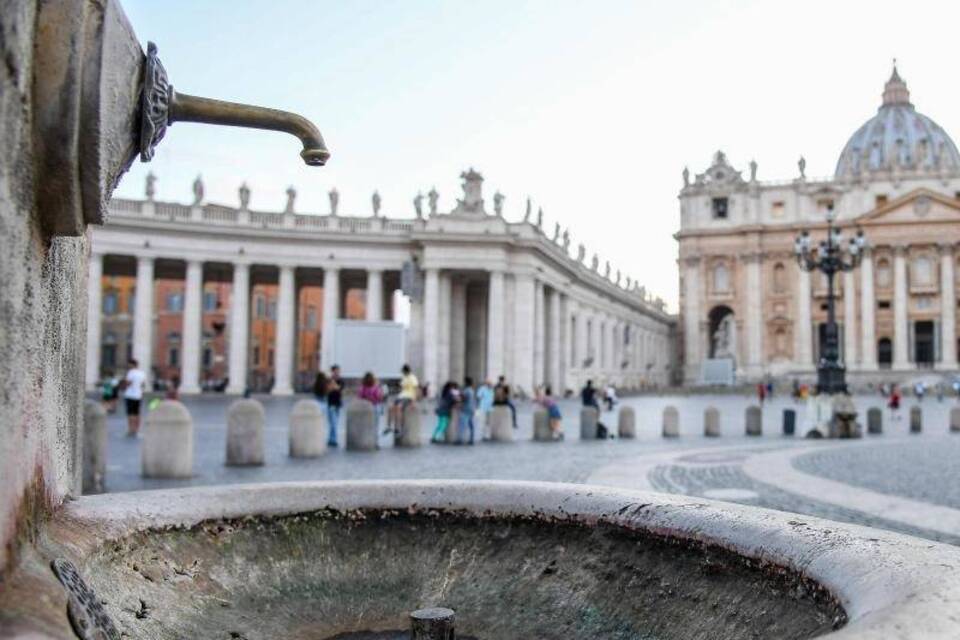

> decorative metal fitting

[
  {"left": 51, "top": 558, "right": 121, "bottom": 640},
  {"left": 139, "top": 42, "right": 330, "bottom": 166}
]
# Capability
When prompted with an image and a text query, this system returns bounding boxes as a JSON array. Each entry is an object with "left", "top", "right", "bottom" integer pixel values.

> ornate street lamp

[{"left": 794, "top": 206, "right": 866, "bottom": 395}]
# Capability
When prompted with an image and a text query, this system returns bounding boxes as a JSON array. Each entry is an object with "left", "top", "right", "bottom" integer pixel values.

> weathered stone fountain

[{"left": 3, "top": 2, "right": 960, "bottom": 639}]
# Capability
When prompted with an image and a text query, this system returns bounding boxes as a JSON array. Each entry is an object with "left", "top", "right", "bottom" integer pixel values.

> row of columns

[
  {"left": 683, "top": 244, "right": 960, "bottom": 381},
  {"left": 87, "top": 253, "right": 392, "bottom": 394}
]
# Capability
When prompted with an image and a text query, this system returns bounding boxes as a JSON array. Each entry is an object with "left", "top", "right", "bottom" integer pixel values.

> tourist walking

[
  {"left": 888, "top": 385, "right": 901, "bottom": 421},
  {"left": 431, "top": 381, "right": 457, "bottom": 443},
  {"left": 387, "top": 364, "right": 419, "bottom": 435},
  {"left": 122, "top": 359, "right": 146, "bottom": 437},
  {"left": 536, "top": 385, "right": 564, "bottom": 440},
  {"left": 326, "top": 365, "right": 344, "bottom": 447},
  {"left": 358, "top": 371, "right": 384, "bottom": 428},
  {"left": 458, "top": 377, "right": 476, "bottom": 444},
  {"left": 494, "top": 376, "right": 517, "bottom": 429},
  {"left": 476, "top": 379, "right": 494, "bottom": 440}
]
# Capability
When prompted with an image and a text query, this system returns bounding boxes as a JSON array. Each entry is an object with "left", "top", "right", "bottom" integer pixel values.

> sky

[{"left": 116, "top": 0, "right": 960, "bottom": 312}]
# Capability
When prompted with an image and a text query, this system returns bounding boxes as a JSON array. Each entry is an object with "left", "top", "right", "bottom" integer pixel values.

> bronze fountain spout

[{"left": 140, "top": 42, "right": 330, "bottom": 166}]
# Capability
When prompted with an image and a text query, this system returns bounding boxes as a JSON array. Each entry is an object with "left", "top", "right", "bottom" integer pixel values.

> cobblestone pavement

[{"left": 97, "top": 392, "right": 960, "bottom": 545}]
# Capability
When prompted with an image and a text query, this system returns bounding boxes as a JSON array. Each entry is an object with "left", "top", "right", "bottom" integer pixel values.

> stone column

[
  {"left": 548, "top": 289, "right": 562, "bottom": 391},
  {"left": 843, "top": 268, "right": 857, "bottom": 367},
  {"left": 744, "top": 254, "right": 763, "bottom": 377},
  {"left": 321, "top": 266, "right": 340, "bottom": 369},
  {"left": 486, "top": 270, "right": 505, "bottom": 381},
  {"left": 682, "top": 257, "right": 701, "bottom": 383},
  {"left": 423, "top": 268, "right": 440, "bottom": 395},
  {"left": 450, "top": 279, "right": 466, "bottom": 383},
  {"left": 575, "top": 305, "right": 588, "bottom": 371},
  {"left": 893, "top": 246, "right": 909, "bottom": 369},
  {"left": 274, "top": 265, "right": 296, "bottom": 395},
  {"left": 226, "top": 262, "right": 250, "bottom": 395},
  {"left": 132, "top": 256, "right": 155, "bottom": 385},
  {"left": 365, "top": 269, "right": 383, "bottom": 321},
  {"left": 512, "top": 273, "right": 536, "bottom": 394},
  {"left": 593, "top": 312, "right": 603, "bottom": 375},
  {"left": 437, "top": 273, "right": 452, "bottom": 384},
  {"left": 533, "top": 280, "right": 545, "bottom": 388},
  {"left": 796, "top": 267, "right": 813, "bottom": 368},
  {"left": 86, "top": 252, "right": 103, "bottom": 390},
  {"left": 860, "top": 249, "right": 877, "bottom": 369},
  {"left": 940, "top": 244, "right": 957, "bottom": 368},
  {"left": 180, "top": 259, "right": 203, "bottom": 394}
]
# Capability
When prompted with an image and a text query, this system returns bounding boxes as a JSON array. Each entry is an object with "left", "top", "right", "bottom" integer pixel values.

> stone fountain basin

[{"left": 3, "top": 481, "right": 960, "bottom": 639}]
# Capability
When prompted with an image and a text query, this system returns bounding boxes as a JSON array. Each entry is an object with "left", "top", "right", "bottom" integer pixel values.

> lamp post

[{"left": 794, "top": 206, "right": 866, "bottom": 395}]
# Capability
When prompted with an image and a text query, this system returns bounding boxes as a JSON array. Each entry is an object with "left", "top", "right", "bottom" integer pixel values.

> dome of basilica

[{"left": 835, "top": 65, "right": 960, "bottom": 177}]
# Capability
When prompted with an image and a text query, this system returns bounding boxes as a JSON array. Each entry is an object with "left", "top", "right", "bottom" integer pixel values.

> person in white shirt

[{"left": 123, "top": 358, "right": 147, "bottom": 436}]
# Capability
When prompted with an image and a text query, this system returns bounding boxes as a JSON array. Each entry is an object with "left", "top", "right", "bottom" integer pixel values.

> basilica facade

[{"left": 678, "top": 66, "right": 960, "bottom": 386}]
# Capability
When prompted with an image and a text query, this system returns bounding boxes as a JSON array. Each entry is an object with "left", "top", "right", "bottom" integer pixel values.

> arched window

[
  {"left": 876, "top": 258, "right": 892, "bottom": 288},
  {"left": 912, "top": 256, "right": 933, "bottom": 287},
  {"left": 773, "top": 263, "right": 786, "bottom": 293},
  {"left": 713, "top": 263, "right": 730, "bottom": 293}
]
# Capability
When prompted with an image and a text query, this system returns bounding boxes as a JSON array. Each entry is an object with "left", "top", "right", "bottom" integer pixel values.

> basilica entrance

[{"left": 914, "top": 320, "right": 936, "bottom": 368}]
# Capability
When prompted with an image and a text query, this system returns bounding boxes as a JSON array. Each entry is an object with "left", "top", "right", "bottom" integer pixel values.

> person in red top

[
  {"left": 888, "top": 384, "right": 901, "bottom": 421},
  {"left": 757, "top": 382, "right": 767, "bottom": 405}
]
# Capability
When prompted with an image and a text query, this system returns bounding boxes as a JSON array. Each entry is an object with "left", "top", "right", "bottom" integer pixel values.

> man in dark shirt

[
  {"left": 326, "top": 365, "right": 343, "bottom": 447},
  {"left": 493, "top": 375, "right": 518, "bottom": 429},
  {"left": 581, "top": 380, "right": 599, "bottom": 409}
]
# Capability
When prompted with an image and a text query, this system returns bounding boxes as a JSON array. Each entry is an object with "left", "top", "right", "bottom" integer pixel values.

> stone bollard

[
  {"left": 910, "top": 406, "right": 922, "bottom": 434},
  {"left": 142, "top": 400, "right": 193, "bottom": 479},
  {"left": 745, "top": 406, "right": 762, "bottom": 436},
  {"left": 490, "top": 405, "right": 514, "bottom": 442},
  {"left": 580, "top": 407, "right": 599, "bottom": 440},
  {"left": 82, "top": 400, "right": 107, "bottom": 494},
  {"left": 783, "top": 409, "right": 796, "bottom": 436},
  {"left": 662, "top": 406, "right": 679, "bottom": 438},
  {"left": 289, "top": 400, "right": 326, "bottom": 458},
  {"left": 411, "top": 607, "right": 455, "bottom": 640},
  {"left": 618, "top": 406, "right": 636, "bottom": 439},
  {"left": 445, "top": 407, "right": 461, "bottom": 444},
  {"left": 951, "top": 407, "right": 960, "bottom": 433},
  {"left": 533, "top": 408, "right": 553, "bottom": 441},
  {"left": 704, "top": 407, "right": 720, "bottom": 437},
  {"left": 867, "top": 407, "right": 883, "bottom": 435},
  {"left": 226, "top": 399, "right": 266, "bottom": 466},
  {"left": 396, "top": 402, "right": 423, "bottom": 447},
  {"left": 346, "top": 399, "right": 378, "bottom": 451}
]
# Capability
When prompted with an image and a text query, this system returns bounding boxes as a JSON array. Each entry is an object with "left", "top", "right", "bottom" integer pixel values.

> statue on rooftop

[
  {"left": 428, "top": 187, "right": 439, "bottom": 216},
  {"left": 494, "top": 191, "right": 504, "bottom": 217},
  {"left": 577, "top": 243, "right": 585, "bottom": 262},
  {"left": 523, "top": 197, "right": 532, "bottom": 222},
  {"left": 145, "top": 172, "right": 156, "bottom": 200},
  {"left": 328, "top": 188, "right": 339, "bottom": 216},
  {"left": 238, "top": 182, "right": 250, "bottom": 209},
  {"left": 798, "top": 155, "right": 807, "bottom": 179},
  {"left": 749, "top": 159, "right": 758, "bottom": 182},
  {"left": 372, "top": 190, "right": 381, "bottom": 217},
  {"left": 591, "top": 254, "right": 599, "bottom": 271},
  {"left": 604, "top": 261, "right": 611, "bottom": 279},
  {"left": 192, "top": 174, "right": 204, "bottom": 205},
  {"left": 414, "top": 192, "right": 424, "bottom": 219},
  {"left": 563, "top": 229, "right": 570, "bottom": 251},
  {"left": 285, "top": 185, "right": 297, "bottom": 213},
  {"left": 616, "top": 270, "right": 621, "bottom": 285},
  {"left": 553, "top": 222, "right": 560, "bottom": 241},
  {"left": 536, "top": 207, "right": 543, "bottom": 229},
  {"left": 682, "top": 166, "right": 690, "bottom": 188}
]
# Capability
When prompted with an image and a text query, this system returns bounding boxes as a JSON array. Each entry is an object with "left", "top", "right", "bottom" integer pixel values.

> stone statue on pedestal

[
  {"left": 798, "top": 156, "right": 807, "bottom": 179},
  {"left": 145, "top": 172, "right": 156, "bottom": 200},
  {"left": 577, "top": 243, "right": 585, "bottom": 262},
  {"left": 328, "top": 188, "right": 339, "bottom": 216},
  {"left": 372, "top": 190, "right": 381, "bottom": 217},
  {"left": 591, "top": 254, "right": 599, "bottom": 271},
  {"left": 625, "top": 276, "right": 632, "bottom": 289},
  {"left": 413, "top": 192, "right": 424, "bottom": 219},
  {"left": 494, "top": 191, "right": 504, "bottom": 217},
  {"left": 616, "top": 270, "right": 621, "bottom": 285},
  {"left": 192, "top": 174, "right": 204, "bottom": 205},
  {"left": 604, "top": 261, "right": 611, "bottom": 278},
  {"left": 428, "top": 188, "right": 439, "bottom": 216},
  {"left": 238, "top": 182, "right": 250, "bottom": 209},
  {"left": 749, "top": 159, "right": 758, "bottom": 182},
  {"left": 536, "top": 207, "right": 543, "bottom": 229},
  {"left": 553, "top": 222, "right": 560, "bottom": 241},
  {"left": 682, "top": 166, "right": 690, "bottom": 188},
  {"left": 285, "top": 185, "right": 297, "bottom": 213},
  {"left": 523, "top": 197, "right": 531, "bottom": 222},
  {"left": 563, "top": 229, "right": 570, "bottom": 251}
]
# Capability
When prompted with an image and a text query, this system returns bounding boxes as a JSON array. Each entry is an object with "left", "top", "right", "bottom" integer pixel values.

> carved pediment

[
  {"left": 692, "top": 150, "right": 747, "bottom": 191},
  {"left": 856, "top": 188, "right": 960, "bottom": 225}
]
